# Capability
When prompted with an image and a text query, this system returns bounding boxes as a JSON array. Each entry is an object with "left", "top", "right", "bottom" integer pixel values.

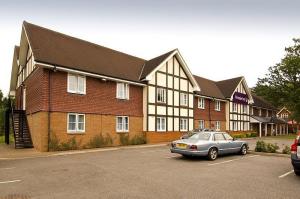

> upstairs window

[
  {"left": 215, "top": 100, "right": 221, "bottom": 111},
  {"left": 198, "top": 98, "right": 205, "bottom": 109},
  {"left": 232, "top": 103, "right": 238, "bottom": 112},
  {"left": 157, "top": 88, "right": 166, "bottom": 103},
  {"left": 117, "top": 83, "right": 129, "bottom": 99},
  {"left": 68, "top": 73, "right": 86, "bottom": 94},
  {"left": 180, "top": 93, "right": 188, "bottom": 106}
]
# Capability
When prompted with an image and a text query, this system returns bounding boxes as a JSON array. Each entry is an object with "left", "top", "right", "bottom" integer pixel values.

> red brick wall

[
  {"left": 48, "top": 70, "right": 143, "bottom": 116},
  {"left": 15, "top": 67, "right": 48, "bottom": 114},
  {"left": 16, "top": 68, "right": 143, "bottom": 116},
  {"left": 194, "top": 97, "right": 226, "bottom": 121}
]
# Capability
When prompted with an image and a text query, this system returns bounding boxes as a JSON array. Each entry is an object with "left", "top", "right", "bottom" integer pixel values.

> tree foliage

[
  {"left": 253, "top": 38, "right": 300, "bottom": 122},
  {"left": 0, "top": 90, "right": 10, "bottom": 135}
]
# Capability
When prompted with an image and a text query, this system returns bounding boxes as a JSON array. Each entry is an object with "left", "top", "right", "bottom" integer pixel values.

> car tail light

[
  {"left": 291, "top": 139, "right": 298, "bottom": 154},
  {"left": 189, "top": 145, "right": 197, "bottom": 150}
]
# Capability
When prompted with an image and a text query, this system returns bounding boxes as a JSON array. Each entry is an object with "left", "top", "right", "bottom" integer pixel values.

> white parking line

[
  {"left": 0, "top": 167, "right": 16, "bottom": 170},
  {"left": 0, "top": 180, "right": 21, "bottom": 184},
  {"left": 279, "top": 170, "right": 294, "bottom": 178},
  {"left": 208, "top": 155, "right": 260, "bottom": 166}
]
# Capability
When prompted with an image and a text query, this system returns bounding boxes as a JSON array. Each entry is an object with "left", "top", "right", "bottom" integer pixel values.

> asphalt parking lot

[{"left": 0, "top": 145, "right": 299, "bottom": 199}]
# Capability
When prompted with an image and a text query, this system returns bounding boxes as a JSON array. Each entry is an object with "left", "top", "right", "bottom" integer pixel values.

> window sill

[
  {"left": 116, "top": 131, "right": 129, "bottom": 133},
  {"left": 67, "top": 132, "right": 85, "bottom": 135},
  {"left": 198, "top": 107, "right": 205, "bottom": 109}
]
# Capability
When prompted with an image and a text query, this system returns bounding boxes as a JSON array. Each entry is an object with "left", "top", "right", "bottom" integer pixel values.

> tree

[{"left": 253, "top": 38, "right": 300, "bottom": 122}]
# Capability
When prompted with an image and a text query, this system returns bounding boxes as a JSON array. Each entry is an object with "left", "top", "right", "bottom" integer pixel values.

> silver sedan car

[{"left": 170, "top": 132, "right": 248, "bottom": 160}]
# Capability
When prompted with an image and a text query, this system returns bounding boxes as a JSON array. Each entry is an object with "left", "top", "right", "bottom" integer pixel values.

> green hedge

[
  {"left": 231, "top": 132, "right": 257, "bottom": 139},
  {"left": 255, "top": 140, "right": 279, "bottom": 153}
]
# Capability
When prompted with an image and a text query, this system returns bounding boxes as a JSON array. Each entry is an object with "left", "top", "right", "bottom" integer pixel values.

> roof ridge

[
  {"left": 216, "top": 76, "right": 244, "bottom": 83},
  {"left": 23, "top": 21, "right": 146, "bottom": 62}
]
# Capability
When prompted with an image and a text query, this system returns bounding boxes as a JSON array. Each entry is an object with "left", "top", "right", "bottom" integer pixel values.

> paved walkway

[{"left": 241, "top": 137, "right": 294, "bottom": 152}]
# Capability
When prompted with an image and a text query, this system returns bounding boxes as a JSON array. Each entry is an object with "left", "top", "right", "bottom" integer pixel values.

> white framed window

[
  {"left": 243, "top": 122, "right": 248, "bottom": 131},
  {"left": 233, "top": 121, "right": 238, "bottom": 131},
  {"left": 180, "top": 93, "right": 188, "bottom": 106},
  {"left": 67, "top": 73, "right": 86, "bottom": 94},
  {"left": 215, "top": 121, "right": 220, "bottom": 131},
  {"left": 198, "top": 97, "right": 205, "bottom": 109},
  {"left": 180, "top": 118, "right": 188, "bottom": 131},
  {"left": 215, "top": 100, "right": 221, "bottom": 111},
  {"left": 199, "top": 120, "right": 205, "bottom": 129},
  {"left": 243, "top": 105, "right": 247, "bottom": 114},
  {"left": 157, "top": 88, "right": 166, "bottom": 103},
  {"left": 116, "top": 83, "right": 129, "bottom": 99},
  {"left": 67, "top": 113, "right": 85, "bottom": 133},
  {"left": 232, "top": 103, "right": 238, "bottom": 112},
  {"left": 116, "top": 116, "right": 129, "bottom": 132},
  {"left": 157, "top": 117, "right": 166, "bottom": 131}
]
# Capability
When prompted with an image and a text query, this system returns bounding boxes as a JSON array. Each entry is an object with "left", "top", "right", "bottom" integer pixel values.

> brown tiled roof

[
  {"left": 24, "top": 21, "right": 151, "bottom": 83},
  {"left": 216, "top": 76, "right": 243, "bottom": 98},
  {"left": 193, "top": 75, "right": 225, "bottom": 99},
  {"left": 140, "top": 49, "right": 176, "bottom": 80},
  {"left": 252, "top": 93, "right": 277, "bottom": 110}
]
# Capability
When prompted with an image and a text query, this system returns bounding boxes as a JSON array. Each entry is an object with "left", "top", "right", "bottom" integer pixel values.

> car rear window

[{"left": 189, "top": 133, "right": 211, "bottom": 141}]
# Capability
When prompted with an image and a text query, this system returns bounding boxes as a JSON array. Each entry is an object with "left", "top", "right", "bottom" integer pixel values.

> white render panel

[
  {"left": 167, "top": 90, "right": 173, "bottom": 105},
  {"left": 189, "top": 94, "right": 193, "bottom": 108},
  {"left": 174, "top": 77, "right": 179, "bottom": 90},
  {"left": 181, "top": 108, "right": 188, "bottom": 116},
  {"left": 174, "top": 91, "right": 179, "bottom": 106},
  {"left": 180, "top": 67, "right": 187, "bottom": 78},
  {"left": 174, "top": 58, "right": 179, "bottom": 76},
  {"left": 143, "top": 87, "right": 147, "bottom": 131},
  {"left": 148, "top": 105, "right": 155, "bottom": 115},
  {"left": 168, "top": 107, "right": 173, "bottom": 115},
  {"left": 149, "top": 76, "right": 156, "bottom": 85},
  {"left": 174, "top": 118, "right": 179, "bottom": 131},
  {"left": 148, "top": 116, "right": 155, "bottom": 131},
  {"left": 167, "top": 59, "right": 173, "bottom": 74},
  {"left": 189, "top": 119, "right": 194, "bottom": 131},
  {"left": 157, "top": 73, "right": 166, "bottom": 87},
  {"left": 167, "top": 76, "right": 173, "bottom": 88},
  {"left": 148, "top": 86, "right": 155, "bottom": 103},
  {"left": 174, "top": 108, "right": 179, "bottom": 116},
  {"left": 180, "top": 79, "right": 188, "bottom": 91},
  {"left": 159, "top": 63, "right": 167, "bottom": 72},
  {"left": 157, "top": 106, "right": 166, "bottom": 115},
  {"left": 189, "top": 82, "right": 193, "bottom": 92},
  {"left": 189, "top": 109, "right": 193, "bottom": 116},
  {"left": 168, "top": 117, "right": 173, "bottom": 131}
]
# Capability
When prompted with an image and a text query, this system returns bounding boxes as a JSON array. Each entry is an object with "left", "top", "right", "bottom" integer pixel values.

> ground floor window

[
  {"left": 199, "top": 120, "right": 205, "bottom": 129},
  {"left": 116, "top": 116, "right": 129, "bottom": 132},
  {"left": 157, "top": 117, "right": 166, "bottom": 131},
  {"left": 233, "top": 121, "right": 238, "bottom": 131},
  {"left": 180, "top": 118, "right": 188, "bottom": 131},
  {"left": 67, "top": 113, "right": 85, "bottom": 133},
  {"left": 243, "top": 122, "right": 248, "bottom": 131},
  {"left": 215, "top": 121, "right": 220, "bottom": 131}
]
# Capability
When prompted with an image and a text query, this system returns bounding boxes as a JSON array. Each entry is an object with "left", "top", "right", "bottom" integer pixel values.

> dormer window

[
  {"left": 67, "top": 73, "right": 86, "bottom": 94},
  {"left": 116, "top": 83, "right": 129, "bottom": 99}
]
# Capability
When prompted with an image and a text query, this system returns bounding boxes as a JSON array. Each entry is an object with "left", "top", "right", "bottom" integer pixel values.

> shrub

[
  {"left": 49, "top": 134, "right": 60, "bottom": 151},
  {"left": 255, "top": 140, "right": 279, "bottom": 153},
  {"left": 255, "top": 140, "right": 267, "bottom": 152},
  {"left": 130, "top": 134, "right": 147, "bottom": 145},
  {"left": 282, "top": 145, "right": 291, "bottom": 154},
  {"left": 87, "top": 134, "right": 113, "bottom": 148},
  {"left": 119, "top": 134, "right": 130, "bottom": 145},
  {"left": 49, "top": 135, "right": 81, "bottom": 151},
  {"left": 231, "top": 132, "right": 257, "bottom": 139}
]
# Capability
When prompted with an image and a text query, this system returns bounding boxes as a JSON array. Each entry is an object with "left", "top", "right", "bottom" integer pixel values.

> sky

[{"left": 1, "top": 0, "right": 300, "bottom": 95}]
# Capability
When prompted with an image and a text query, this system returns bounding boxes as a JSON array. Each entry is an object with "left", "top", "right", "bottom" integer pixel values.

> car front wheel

[
  {"left": 240, "top": 145, "right": 247, "bottom": 155},
  {"left": 208, "top": 148, "right": 218, "bottom": 161}
]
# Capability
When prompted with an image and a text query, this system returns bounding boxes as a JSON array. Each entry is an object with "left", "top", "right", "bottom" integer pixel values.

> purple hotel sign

[{"left": 233, "top": 92, "right": 248, "bottom": 105}]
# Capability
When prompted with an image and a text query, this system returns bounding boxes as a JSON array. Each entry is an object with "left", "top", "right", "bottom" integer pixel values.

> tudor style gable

[{"left": 143, "top": 50, "right": 200, "bottom": 132}]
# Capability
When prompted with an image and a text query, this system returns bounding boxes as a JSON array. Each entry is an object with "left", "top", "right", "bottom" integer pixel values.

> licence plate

[
  {"left": 176, "top": 143, "right": 187, "bottom": 149},
  {"left": 297, "top": 146, "right": 300, "bottom": 157}
]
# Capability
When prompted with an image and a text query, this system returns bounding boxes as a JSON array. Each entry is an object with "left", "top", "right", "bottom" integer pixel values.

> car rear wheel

[
  {"left": 240, "top": 144, "right": 247, "bottom": 155},
  {"left": 208, "top": 148, "right": 218, "bottom": 161}
]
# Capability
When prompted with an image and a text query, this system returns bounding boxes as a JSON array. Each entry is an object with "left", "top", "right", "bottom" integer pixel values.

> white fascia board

[{"left": 36, "top": 61, "right": 147, "bottom": 87}]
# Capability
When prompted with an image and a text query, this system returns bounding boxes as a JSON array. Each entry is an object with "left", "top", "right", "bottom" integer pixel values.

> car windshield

[{"left": 189, "top": 133, "right": 211, "bottom": 141}]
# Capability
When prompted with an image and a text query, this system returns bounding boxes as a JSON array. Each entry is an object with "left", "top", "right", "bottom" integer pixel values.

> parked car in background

[
  {"left": 171, "top": 132, "right": 248, "bottom": 160},
  {"left": 291, "top": 133, "right": 300, "bottom": 175}
]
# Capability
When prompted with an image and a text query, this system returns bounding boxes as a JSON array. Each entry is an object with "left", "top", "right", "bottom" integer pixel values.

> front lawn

[{"left": 268, "top": 134, "right": 297, "bottom": 140}]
